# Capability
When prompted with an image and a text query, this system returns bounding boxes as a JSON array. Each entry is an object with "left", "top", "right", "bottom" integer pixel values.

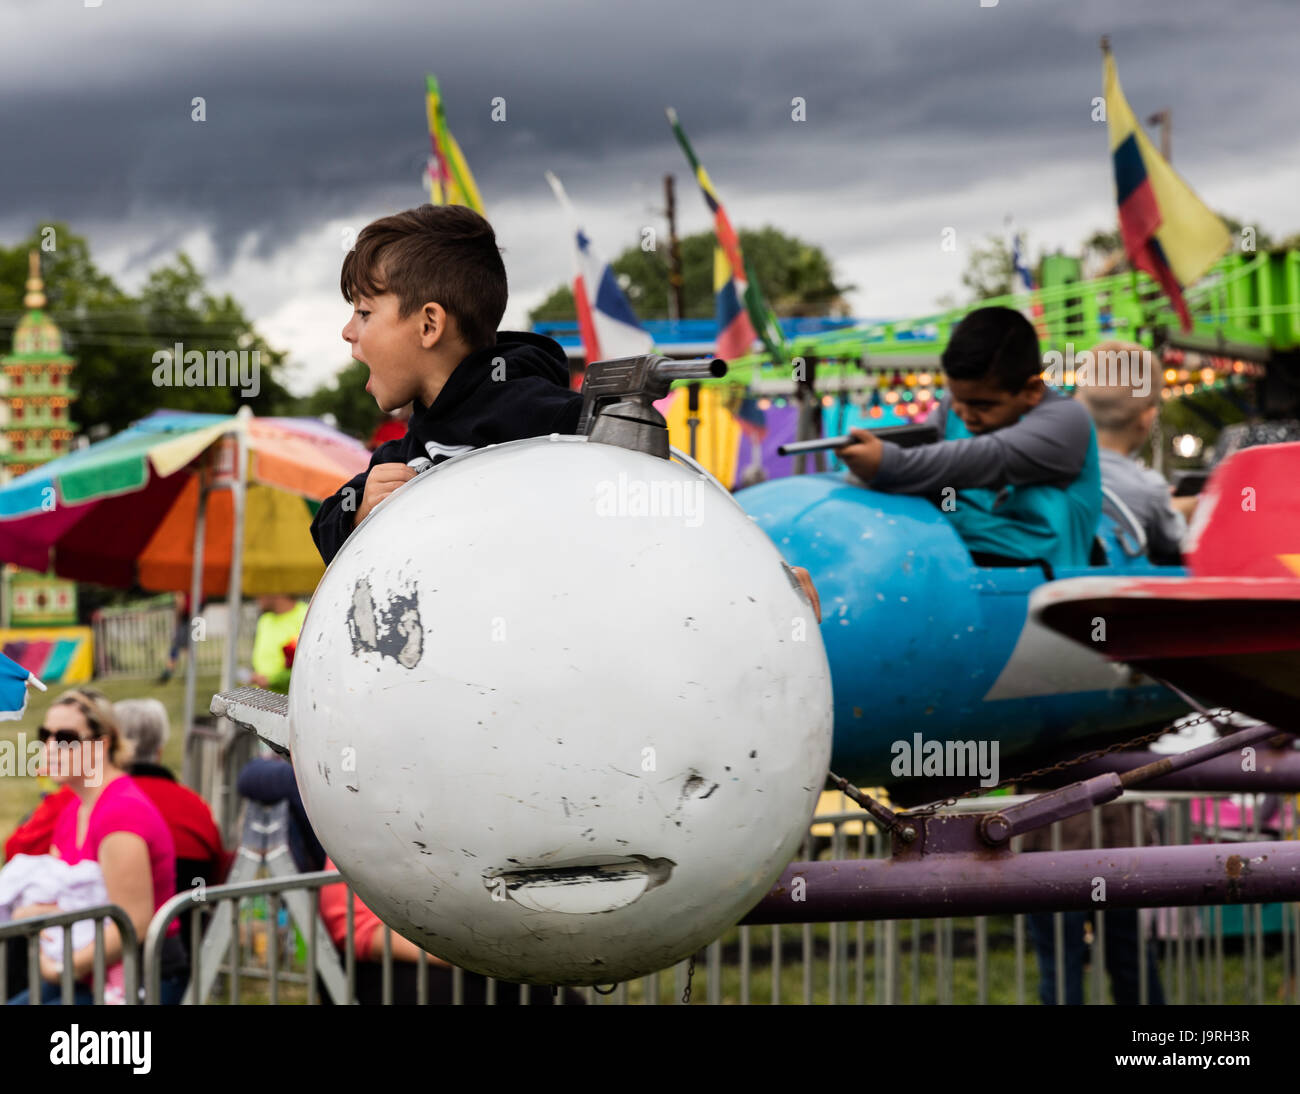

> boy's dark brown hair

[
  {"left": 340, "top": 204, "right": 507, "bottom": 351},
  {"left": 942, "top": 306, "right": 1041, "bottom": 392}
]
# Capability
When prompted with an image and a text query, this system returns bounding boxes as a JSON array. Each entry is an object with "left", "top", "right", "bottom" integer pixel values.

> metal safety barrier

[
  {"left": 104, "top": 788, "right": 1300, "bottom": 1005},
  {"left": 92, "top": 599, "right": 257, "bottom": 680},
  {"left": 143, "top": 871, "right": 342, "bottom": 1005},
  {"left": 184, "top": 721, "right": 261, "bottom": 846},
  {"left": 731, "top": 789, "right": 1300, "bottom": 1007},
  {"left": 0, "top": 904, "right": 140, "bottom": 1005},
  {"left": 139, "top": 869, "right": 583, "bottom": 1005}
]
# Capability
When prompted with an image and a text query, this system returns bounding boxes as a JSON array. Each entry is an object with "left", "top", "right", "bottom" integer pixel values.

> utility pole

[
  {"left": 664, "top": 174, "right": 686, "bottom": 323},
  {"left": 1147, "top": 109, "right": 1172, "bottom": 162},
  {"left": 1145, "top": 107, "right": 1170, "bottom": 477},
  {"left": 664, "top": 173, "right": 698, "bottom": 455}
]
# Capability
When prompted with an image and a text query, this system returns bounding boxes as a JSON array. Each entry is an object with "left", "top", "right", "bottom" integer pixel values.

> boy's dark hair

[
  {"left": 340, "top": 204, "right": 507, "bottom": 351},
  {"left": 941, "top": 306, "right": 1041, "bottom": 392}
]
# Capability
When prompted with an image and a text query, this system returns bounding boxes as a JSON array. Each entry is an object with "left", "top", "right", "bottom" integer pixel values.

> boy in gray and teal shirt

[{"left": 840, "top": 307, "right": 1102, "bottom": 572}]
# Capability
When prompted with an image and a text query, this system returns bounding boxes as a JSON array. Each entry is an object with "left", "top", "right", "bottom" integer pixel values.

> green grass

[
  {"left": 191, "top": 918, "right": 1295, "bottom": 1005},
  {"left": 605, "top": 920, "right": 1296, "bottom": 1005}
]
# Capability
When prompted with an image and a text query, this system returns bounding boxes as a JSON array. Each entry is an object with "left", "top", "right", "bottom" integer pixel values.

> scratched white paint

[{"left": 286, "top": 435, "right": 834, "bottom": 985}]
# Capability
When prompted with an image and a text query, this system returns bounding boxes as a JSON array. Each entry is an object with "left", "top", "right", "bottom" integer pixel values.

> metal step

[{"left": 210, "top": 686, "right": 290, "bottom": 755}]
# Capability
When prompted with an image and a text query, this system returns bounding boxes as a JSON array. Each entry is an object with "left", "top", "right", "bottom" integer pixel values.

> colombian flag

[
  {"left": 666, "top": 109, "right": 785, "bottom": 364},
  {"left": 425, "top": 74, "right": 485, "bottom": 214},
  {"left": 1103, "top": 44, "right": 1230, "bottom": 330}
]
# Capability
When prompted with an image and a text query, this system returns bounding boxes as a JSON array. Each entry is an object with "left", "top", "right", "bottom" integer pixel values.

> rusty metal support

[
  {"left": 976, "top": 720, "right": 1291, "bottom": 847},
  {"left": 977, "top": 774, "right": 1123, "bottom": 846},
  {"left": 827, "top": 770, "right": 902, "bottom": 834},
  {"left": 741, "top": 811, "right": 1300, "bottom": 924},
  {"left": 1118, "top": 720, "right": 1288, "bottom": 789},
  {"left": 1022, "top": 745, "right": 1300, "bottom": 791}
]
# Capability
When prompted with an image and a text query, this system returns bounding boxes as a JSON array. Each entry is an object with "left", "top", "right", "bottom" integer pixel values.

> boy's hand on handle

[
  {"left": 839, "top": 428, "right": 884, "bottom": 482},
  {"left": 353, "top": 462, "right": 418, "bottom": 527},
  {"left": 790, "top": 566, "right": 821, "bottom": 623},
  {"left": 1170, "top": 491, "right": 1198, "bottom": 521}
]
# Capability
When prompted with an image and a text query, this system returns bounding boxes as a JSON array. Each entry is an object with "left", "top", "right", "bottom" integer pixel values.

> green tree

[
  {"left": 1081, "top": 226, "right": 1123, "bottom": 270},
  {"left": 137, "top": 252, "right": 295, "bottom": 420},
  {"left": 1081, "top": 214, "right": 1276, "bottom": 275},
  {"left": 0, "top": 224, "right": 297, "bottom": 437},
  {"left": 529, "top": 227, "right": 852, "bottom": 323},
  {"left": 1219, "top": 215, "right": 1274, "bottom": 255},
  {"left": 299, "top": 358, "right": 379, "bottom": 442},
  {"left": 960, "top": 235, "right": 1016, "bottom": 302}
]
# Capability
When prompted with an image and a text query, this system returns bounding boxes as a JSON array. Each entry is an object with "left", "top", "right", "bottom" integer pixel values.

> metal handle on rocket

[{"left": 777, "top": 424, "right": 939, "bottom": 457}]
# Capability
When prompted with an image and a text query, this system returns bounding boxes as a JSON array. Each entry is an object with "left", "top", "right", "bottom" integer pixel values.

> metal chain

[
  {"left": 681, "top": 952, "right": 696, "bottom": 1004},
  {"left": 903, "top": 708, "right": 1232, "bottom": 817}
]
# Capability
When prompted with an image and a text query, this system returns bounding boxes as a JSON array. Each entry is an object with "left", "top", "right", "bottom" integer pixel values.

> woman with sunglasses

[{"left": 6, "top": 690, "right": 184, "bottom": 1005}]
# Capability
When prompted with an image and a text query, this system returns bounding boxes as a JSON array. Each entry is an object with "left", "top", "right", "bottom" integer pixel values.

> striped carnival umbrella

[
  {"left": 0, "top": 407, "right": 371, "bottom": 752},
  {"left": 0, "top": 409, "right": 369, "bottom": 595}
]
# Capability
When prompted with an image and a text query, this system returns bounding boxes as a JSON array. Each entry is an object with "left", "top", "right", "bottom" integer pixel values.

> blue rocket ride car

[{"left": 738, "top": 471, "right": 1188, "bottom": 797}]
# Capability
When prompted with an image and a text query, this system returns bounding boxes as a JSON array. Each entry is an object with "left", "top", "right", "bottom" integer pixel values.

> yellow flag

[{"left": 1103, "top": 48, "right": 1230, "bottom": 290}]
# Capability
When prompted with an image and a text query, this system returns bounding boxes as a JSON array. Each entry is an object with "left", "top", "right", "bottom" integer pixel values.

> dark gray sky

[{"left": 3, "top": 0, "right": 1297, "bottom": 392}]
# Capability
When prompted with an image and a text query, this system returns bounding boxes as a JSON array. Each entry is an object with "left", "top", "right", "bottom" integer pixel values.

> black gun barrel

[
  {"left": 778, "top": 423, "right": 938, "bottom": 457},
  {"left": 652, "top": 357, "right": 727, "bottom": 382}
]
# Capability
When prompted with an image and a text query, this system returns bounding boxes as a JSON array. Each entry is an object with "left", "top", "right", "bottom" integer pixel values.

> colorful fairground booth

[{"left": 0, "top": 252, "right": 90, "bottom": 683}]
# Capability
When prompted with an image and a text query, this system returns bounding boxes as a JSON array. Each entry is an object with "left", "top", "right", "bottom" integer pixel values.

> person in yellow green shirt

[{"left": 250, "top": 595, "right": 308, "bottom": 694}]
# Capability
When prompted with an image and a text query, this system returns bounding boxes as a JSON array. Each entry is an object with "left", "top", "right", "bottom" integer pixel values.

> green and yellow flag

[
  {"left": 425, "top": 74, "right": 485, "bottom": 214},
  {"left": 666, "top": 107, "right": 785, "bottom": 364}
]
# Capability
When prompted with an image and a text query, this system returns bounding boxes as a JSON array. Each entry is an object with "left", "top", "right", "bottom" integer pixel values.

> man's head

[
  {"left": 340, "top": 205, "right": 508, "bottom": 411},
  {"left": 940, "top": 306, "right": 1045, "bottom": 435},
  {"left": 1075, "top": 339, "right": 1160, "bottom": 453}
]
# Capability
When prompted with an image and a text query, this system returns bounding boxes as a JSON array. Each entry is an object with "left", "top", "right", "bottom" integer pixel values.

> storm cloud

[{"left": 2, "top": 0, "right": 1296, "bottom": 392}]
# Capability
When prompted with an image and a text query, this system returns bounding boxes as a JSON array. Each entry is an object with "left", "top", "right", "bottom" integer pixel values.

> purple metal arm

[
  {"left": 766, "top": 716, "right": 1300, "bottom": 925},
  {"left": 1023, "top": 745, "right": 1300, "bottom": 790},
  {"left": 1116, "top": 720, "right": 1289, "bottom": 788},
  {"left": 977, "top": 719, "right": 1290, "bottom": 846},
  {"left": 976, "top": 774, "right": 1122, "bottom": 845},
  {"left": 741, "top": 839, "right": 1300, "bottom": 924}
]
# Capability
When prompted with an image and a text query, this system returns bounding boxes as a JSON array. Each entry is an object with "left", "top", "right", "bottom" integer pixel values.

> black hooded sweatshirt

[{"left": 311, "top": 331, "right": 581, "bottom": 565}]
